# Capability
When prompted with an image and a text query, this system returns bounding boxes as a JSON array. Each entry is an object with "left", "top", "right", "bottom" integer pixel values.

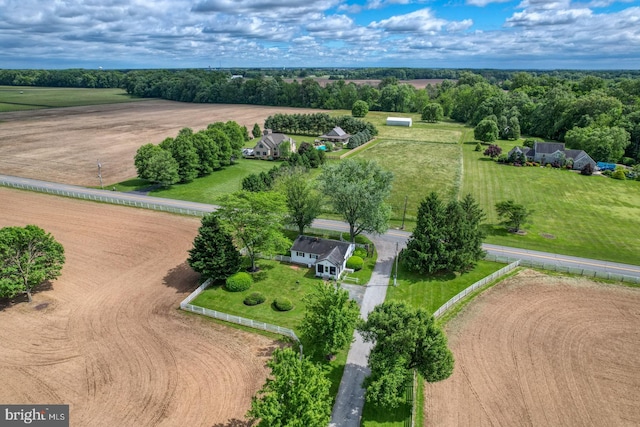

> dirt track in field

[
  {"left": 0, "top": 100, "right": 321, "bottom": 186},
  {"left": 0, "top": 188, "right": 276, "bottom": 426},
  {"left": 425, "top": 269, "right": 640, "bottom": 426}
]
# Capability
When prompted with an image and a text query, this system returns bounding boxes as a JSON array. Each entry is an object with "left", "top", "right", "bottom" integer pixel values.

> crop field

[
  {"left": 0, "top": 86, "right": 143, "bottom": 112},
  {"left": 353, "top": 139, "right": 462, "bottom": 223},
  {"left": 461, "top": 139, "right": 640, "bottom": 265},
  {"left": 425, "top": 269, "right": 640, "bottom": 426},
  {"left": 0, "top": 99, "right": 322, "bottom": 186},
  {"left": 0, "top": 188, "right": 275, "bottom": 426}
]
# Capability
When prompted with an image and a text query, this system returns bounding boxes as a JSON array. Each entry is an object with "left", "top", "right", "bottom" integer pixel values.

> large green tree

[
  {"left": 564, "top": 124, "right": 630, "bottom": 162},
  {"left": 247, "top": 348, "right": 332, "bottom": 427},
  {"left": 187, "top": 214, "right": 241, "bottom": 282},
  {"left": 279, "top": 170, "right": 322, "bottom": 236},
  {"left": 300, "top": 282, "right": 360, "bottom": 359},
  {"left": 402, "top": 193, "right": 485, "bottom": 274},
  {"left": 352, "top": 100, "right": 369, "bottom": 118},
  {"left": 421, "top": 102, "right": 444, "bottom": 122},
  {"left": 134, "top": 143, "right": 179, "bottom": 186},
  {"left": 318, "top": 159, "right": 393, "bottom": 242},
  {"left": 159, "top": 129, "right": 199, "bottom": 183},
  {"left": 0, "top": 225, "right": 65, "bottom": 303},
  {"left": 495, "top": 200, "right": 533, "bottom": 233},
  {"left": 359, "top": 301, "right": 454, "bottom": 408},
  {"left": 216, "top": 192, "right": 290, "bottom": 271},
  {"left": 474, "top": 118, "right": 499, "bottom": 143}
]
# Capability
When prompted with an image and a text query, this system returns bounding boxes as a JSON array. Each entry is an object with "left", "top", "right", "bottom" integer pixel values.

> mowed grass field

[
  {"left": 353, "top": 139, "right": 462, "bottom": 224},
  {"left": 461, "top": 136, "right": 640, "bottom": 265},
  {"left": 0, "top": 86, "right": 143, "bottom": 111}
]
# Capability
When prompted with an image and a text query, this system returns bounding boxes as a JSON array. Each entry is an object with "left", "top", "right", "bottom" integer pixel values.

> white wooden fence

[
  {"left": 0, "top": 178, "right": 211, "bottom": 217},
  {"left": 432, "top": 260, "right": 521, "bottom": 318},
  {"left": 179, "top": 278, "right": 300, "bottom": 344},
  {"left": 485, "top": 253, "right": 640, "bottom": 285}
]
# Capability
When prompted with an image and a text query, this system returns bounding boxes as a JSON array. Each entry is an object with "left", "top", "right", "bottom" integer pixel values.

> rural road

[{"left": 2, "top": 173, "right": 640, "bottom": 427}]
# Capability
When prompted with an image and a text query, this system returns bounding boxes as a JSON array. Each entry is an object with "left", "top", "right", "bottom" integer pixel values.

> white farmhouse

[{"left": 290, "top": 235, "right": 355, "bottom": 280}]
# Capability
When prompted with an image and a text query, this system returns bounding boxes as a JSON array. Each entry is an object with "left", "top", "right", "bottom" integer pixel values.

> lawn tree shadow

[
  {"left": 481, "top": 224, "right": 510, "bottom": 237},
  {"left": 211, "top": 418, "right": 253, "bottom": 427},
  {"left": 162, "top": 262, "right": 200, "bottom": 293}
]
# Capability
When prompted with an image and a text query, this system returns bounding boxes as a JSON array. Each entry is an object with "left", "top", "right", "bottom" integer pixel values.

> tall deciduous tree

[
  {"left": 359, "top": 301, "right": 454, "bottom": 408},
  {"left": 279, "top": 170, "right": 322, "bottom": 235},
  {"left": 247, "top": 348, "right": 332, "bottom": 427},
  {"left": 300, "top": 282, "right": 360, "bottom": 359},
  {"left": 134, "top": 143, "right": 179, "bottom": 186},
  {"left": 216, "top": 191, "right": 290, "bottom": 271},
  {"left": 474, "top": 118, "right": 499, "bottom": 142},
  {"left": 0, "top": 225, "right": 65, "bottom": 303},
  {"left": 318, "top": 159, "right": 393, "bottom": 242},
  {"left": 187, "top": 214, "right": 241, "bottom": 282},
  {"left": 421, "top": 102, "right": 444, "bottom": 122},
  {"left": 352, "top": 100, "right": 369, "bottom": 118},
  {"left": 564, "top": 124, "right": 630, "bottom": 162},
  {"left": 159, "top": 130, "right": 199, "bottom": 183},
  {"left": 495, "top": 200, "right": 533, "bottom": 233}
]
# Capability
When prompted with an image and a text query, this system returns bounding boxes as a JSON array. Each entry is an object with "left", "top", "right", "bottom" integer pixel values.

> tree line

[
  {"left": 134, "top": 121, "right": 248, "bottom": 186},
  {"left": 263, "top": 112, "right": 378, "bottom": 137}
]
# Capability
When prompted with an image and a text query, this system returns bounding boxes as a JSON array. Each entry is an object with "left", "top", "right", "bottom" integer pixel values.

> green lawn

[
  {"left": 115, "top": 158, "right": 278, "bottom": 203},
  {"left": 461, "top": 137, "right": 640, "bottom": 265},
  {"left": 0, "top": 86, "right": 144, "bottom": 111},
  {"left": 353, "top": 139, "right": 462, "bottom": 225}
]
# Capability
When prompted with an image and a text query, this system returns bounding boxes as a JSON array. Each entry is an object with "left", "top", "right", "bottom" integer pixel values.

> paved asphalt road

[{"left": 2, "top": 174, "right": 640, "bottom": 427}]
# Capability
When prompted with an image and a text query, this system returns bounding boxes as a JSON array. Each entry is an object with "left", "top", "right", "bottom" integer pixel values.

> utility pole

[
  {"left": 394, "top": 241, "right": 399, "bottom": 286},
  {"left": 97, "top": 159, "right": 103, "bottom": 189},
  {"left": 401, "top": 195, "right": 408, "bottom": 230}
]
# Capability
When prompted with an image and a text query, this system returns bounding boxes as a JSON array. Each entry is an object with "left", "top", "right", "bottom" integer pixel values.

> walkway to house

[{"left": 330, "top": 236, "right": 402, "bottom": 427}]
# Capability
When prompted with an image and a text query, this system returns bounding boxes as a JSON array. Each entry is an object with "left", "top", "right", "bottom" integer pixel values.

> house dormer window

[{"left": 259, "top": 144, "right": 264, "bottom": 148}]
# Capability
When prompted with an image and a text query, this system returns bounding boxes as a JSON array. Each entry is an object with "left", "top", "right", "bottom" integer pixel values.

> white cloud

[
  {"left": 466, "top": 0, "right": 512, "bottom": 7},
  {"left": 369, "top": 8, "right": 448, "bottom": 33}
]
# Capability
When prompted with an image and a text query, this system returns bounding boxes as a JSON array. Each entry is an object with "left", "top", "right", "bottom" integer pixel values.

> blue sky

[{"left": 1, "top": 0, "right": 639, "bottom": 70}]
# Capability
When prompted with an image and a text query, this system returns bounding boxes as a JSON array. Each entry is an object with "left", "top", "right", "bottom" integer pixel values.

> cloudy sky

[{"left": 1, "top": 0, "right": 639, "bottom": 70}]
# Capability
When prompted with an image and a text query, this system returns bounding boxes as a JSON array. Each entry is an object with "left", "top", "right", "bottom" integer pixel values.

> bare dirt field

[
  {"left": 0, "top": 188, "right": 276, "bottom": 426},
  {"left": 0, "top": 100, "right": 322, "bottom": 186},
  {"left": 425, "top": 269, "right": 640, "bottom": 426}
]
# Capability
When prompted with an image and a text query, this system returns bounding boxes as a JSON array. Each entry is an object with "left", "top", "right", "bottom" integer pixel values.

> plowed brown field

[
  {"left": 0, "top": 100, "right": 321, "bottom": 186},
  {"left": 0, "top": 188, "right": 276, "bottom": 426},
  {"left": 425, "top": 269, "right": 640, "bottom": 426}
]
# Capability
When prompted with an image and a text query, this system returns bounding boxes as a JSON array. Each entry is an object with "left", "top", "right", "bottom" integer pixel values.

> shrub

[
  {"left": 612, "top": 169, "right": 627, "bottom": 180},
  {"left": 225, "top": 272, "right": 252, "bottom": 292},
  {"left": 622, "top": 157, "right": 636, "bottom": 166},
  {"left": 244, "top": 292, "right": 266, "bottom": 306},
  {"left": 274, "top": 297, "right": 293, "bottom": 311},
  {"left": 346, "top": 255, "right": 364, "bottom": 271},
  {"left": 474, "top": 143, "right": 482, "bottom": 152},
  {"left": 353, "top": 247, "right": 368, "bottom": 258}
]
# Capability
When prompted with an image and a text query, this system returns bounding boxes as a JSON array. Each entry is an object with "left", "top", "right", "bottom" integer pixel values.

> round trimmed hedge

[
  {"left": 225, "top": 272, "right": 252, "bottom": 292},
  {"left": 346, "top": 255, "right": 364, "bottom": 271},
  {"left": 353, "top": 247, "right": 367, "bottom": 258},
  {"left": 244, "top": 292, "right": 266, "bottom": 306},
  {"left": 274, "top": 297, "right": 293, "bottom": 312}
]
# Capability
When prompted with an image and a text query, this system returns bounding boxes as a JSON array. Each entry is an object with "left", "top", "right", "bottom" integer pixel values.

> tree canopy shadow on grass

[
  {"left": 481, "top": 223, "right": 512, "bottom": 238},
  {"left": 162, "top": 262, "right": 200, "bottom": 293}
]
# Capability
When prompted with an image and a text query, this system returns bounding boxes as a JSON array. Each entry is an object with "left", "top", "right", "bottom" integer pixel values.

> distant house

[
  {"left": 508, "top": 142, "right": 596, "bottom": 170},
  {"left": 290, "top": 235, "right": 355, "bottom": 280},
  {"left": 252, "top": 129, "right": 296, "bottom": 160},
  {"left": 386, "top": 117, "right": 412, "bottom": 127},
  {"left": 320, "top": 127, "right": 351, "bottom": 144}
]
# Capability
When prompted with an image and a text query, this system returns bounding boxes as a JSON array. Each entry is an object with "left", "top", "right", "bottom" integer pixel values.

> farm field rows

[
  {"left": 0, "top": 100, "right": 322, "bottom": 186},
  {"left": 0, "top": 188, "right": 274, "bottom": 426},
  {"left": 425, "top": 269, "right": 640, "bottom": 426}
]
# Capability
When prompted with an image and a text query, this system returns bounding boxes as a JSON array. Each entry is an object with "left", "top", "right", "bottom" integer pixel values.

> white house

[
  {"left": 386, "top": 117, "right": 412, "bottom": 127},
  {"left": 290, "top": 235, "right": 355, "bottom": 280}
]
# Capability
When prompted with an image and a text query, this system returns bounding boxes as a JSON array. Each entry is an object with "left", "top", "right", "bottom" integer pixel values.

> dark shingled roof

[
  {"left": 291, "top": 235, "right": 351, "bottom": 267},
  {"left": 320, "top": 127, "right": 350, "bottom": 140},
  {"left": 534, "top": 142, "right": 565, "bottom": 155}
]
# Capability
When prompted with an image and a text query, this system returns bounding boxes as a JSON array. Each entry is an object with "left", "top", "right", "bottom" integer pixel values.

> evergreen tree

[
  {"left": 252, "top": 123, "right": 261, "bottom": 139},
  {"left": 187, "top": 214, "right": 241, "bottom": 282}
]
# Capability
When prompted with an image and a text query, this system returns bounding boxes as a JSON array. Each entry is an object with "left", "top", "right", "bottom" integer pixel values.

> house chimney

[{"left": 263, "top": 129, "right": 272, "bottom": 135}]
